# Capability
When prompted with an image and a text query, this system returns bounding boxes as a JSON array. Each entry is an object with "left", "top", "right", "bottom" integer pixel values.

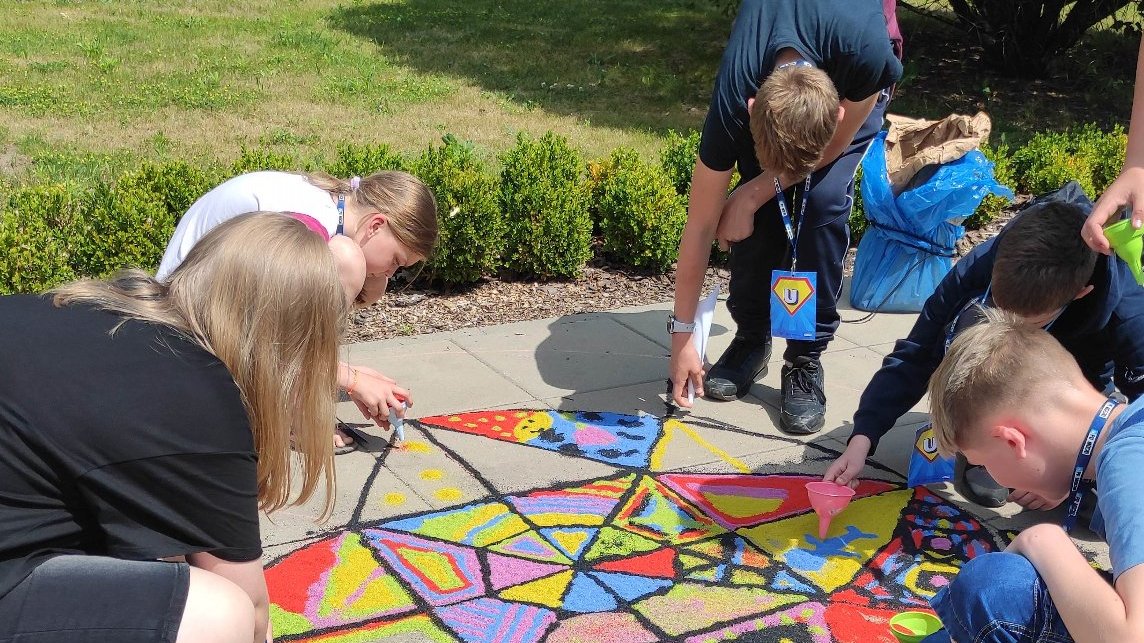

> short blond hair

[
  {"left": 928, "top": 308, "right": 1085, "bottom": 457},
  {"left": 751, "top": 65, "right": 839, "bottom": 179}
]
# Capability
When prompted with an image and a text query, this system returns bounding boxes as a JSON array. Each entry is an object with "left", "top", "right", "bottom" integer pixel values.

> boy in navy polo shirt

[{"left": 825, "top": 188, "right": 1144, "bottom": 508}]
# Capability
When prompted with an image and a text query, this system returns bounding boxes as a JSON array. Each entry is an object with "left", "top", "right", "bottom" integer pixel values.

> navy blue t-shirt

[{"left": 699, "top": 0, "right": 902, "bottom": 181}]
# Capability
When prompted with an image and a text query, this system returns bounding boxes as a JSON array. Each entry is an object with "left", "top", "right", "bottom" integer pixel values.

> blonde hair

[
  {"left": 928, "top": 309, "right": 1084, "bottom": 457},
  {"left": 751, "top": 65, "right": 839, "bottom": 179},
  {"left": 308, "top": 171, "right": 439, "bottom": 260},
  {"left": 51, "top": 212, "right": 344, "bottom": 517}
]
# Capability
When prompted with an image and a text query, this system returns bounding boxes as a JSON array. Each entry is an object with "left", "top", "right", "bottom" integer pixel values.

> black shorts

[{"left": 0, "top": 555, "right": 190, "bottom": 643}]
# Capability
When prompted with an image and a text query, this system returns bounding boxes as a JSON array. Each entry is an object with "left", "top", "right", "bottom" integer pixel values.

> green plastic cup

[
  {"left": 888, "top": 611, "right": 943, "bottom": 643},
  {"left": 1104, "top": 219, "right": 1144, "bottom": 286}
]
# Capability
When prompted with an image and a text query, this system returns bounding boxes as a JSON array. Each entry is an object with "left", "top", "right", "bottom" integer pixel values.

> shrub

[
  {"left": 71, "top": 172, "right": 176, "bottom": 277},
  {"left": 123, "top": 160, "right": 224, "bottom": 223},
  {"left": 0, "top": 184, "right": 79, "bottom": 294},
  {"left": 595, "top": 148, "right": 687, "bottom": 272},
  {"left": 963, "top": 141, "right": 1015, "bottom": 230},
  {"left": 1010, "top": 124, "right": 1127, "bottom": 198},
  {"left": 660, "top": 129, "right": 701, "bottom": 196},
  {"left": 325, "top": 142, "right": 405, "bottom": 178},
  {"left": 848, "top": 166, "right": 867, "bottom": 244},
  {"left": 413, "top": 135, "right": 503, "bottom": 285},
  {"left": 499, "top": 132, "right": 592, "bottom": 279},
  {"left": 230, "top": 147, "right": 300, "bottom": 175}
]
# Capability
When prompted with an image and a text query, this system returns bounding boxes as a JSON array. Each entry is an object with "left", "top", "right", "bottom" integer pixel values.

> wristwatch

[{"left": 667, "top": 315, "right": 696, "bottom": 334}]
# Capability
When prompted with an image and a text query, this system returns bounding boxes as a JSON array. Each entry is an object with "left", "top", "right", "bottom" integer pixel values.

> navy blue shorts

[{"left": 0, "top": 555, "right": 190, "bottom": 643}]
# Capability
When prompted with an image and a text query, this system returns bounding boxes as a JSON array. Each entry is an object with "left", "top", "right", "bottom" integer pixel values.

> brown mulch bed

[
  {"left": 348, "top": 200, "right": 1029, "bottom": 343},
  {"left": 345, "top": 262, "right": 731, "bottom": 343}
]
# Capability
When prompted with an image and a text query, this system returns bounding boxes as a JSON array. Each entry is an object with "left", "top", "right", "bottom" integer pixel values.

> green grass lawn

[
  {"left": 0, "top": 0, "right": 728, "bottom": 182},
  {"left": 0, "top": 0, "right": 1137, "bottom": 185}
]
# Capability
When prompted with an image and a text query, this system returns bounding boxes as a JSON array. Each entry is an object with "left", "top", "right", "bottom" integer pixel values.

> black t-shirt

[
  {"left": 699, "top": 0, "right": 903, "bottom": 181},
  {"left": 0, "top": 295, "right": 261, "bottom": 598}
]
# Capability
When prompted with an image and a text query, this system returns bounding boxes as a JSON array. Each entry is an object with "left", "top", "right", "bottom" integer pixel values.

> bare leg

[{"left": 176, "top": 566, "right": 255, "bottom": 643}]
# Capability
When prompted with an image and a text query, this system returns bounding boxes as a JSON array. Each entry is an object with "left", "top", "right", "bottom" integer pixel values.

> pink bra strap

[{"left": 287, "top": 212, "right": 331, "bottom": 242}]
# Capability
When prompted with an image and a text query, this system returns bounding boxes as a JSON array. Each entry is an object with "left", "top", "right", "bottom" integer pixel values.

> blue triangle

[
  {"left": 773, "top": 570, "right": 816, "bottom": 594},
  {"left": 589, "top": 571, "right": 672, "bottom": 602},
  {"left": 561, "top": 573, "right": 617, "bottom": 613}
]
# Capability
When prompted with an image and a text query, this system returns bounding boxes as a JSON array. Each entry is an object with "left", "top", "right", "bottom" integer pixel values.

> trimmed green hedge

[
  {"left": 499, "top": 132, "right": 593, "bottom": 279},
  {"left": 414, "top": 135, "right": 503, "bottom": 285},
  {"left": 0, "top": 123, "right": 1124, "bottom": 294}
]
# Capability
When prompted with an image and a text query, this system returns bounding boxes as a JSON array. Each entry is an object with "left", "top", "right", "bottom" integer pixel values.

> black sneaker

[
  {"left": 704, "top": 335, "right": 772, "bottom": 401},
  {"left": 780, "top": 356, "right": 826, "bottom": 434},
  {"left": 954, "top": 453, "right": 1008, "bottom": 508}
]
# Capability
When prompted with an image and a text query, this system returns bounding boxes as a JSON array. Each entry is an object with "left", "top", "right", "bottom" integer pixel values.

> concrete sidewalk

[{"left": 261, "top": 284, "right": 1108, "bottom": 566}]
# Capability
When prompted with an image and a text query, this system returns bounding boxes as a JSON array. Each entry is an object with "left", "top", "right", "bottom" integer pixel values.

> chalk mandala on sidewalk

[{"left": 266, "top": 410, "right": 1008, "bottom": 642}]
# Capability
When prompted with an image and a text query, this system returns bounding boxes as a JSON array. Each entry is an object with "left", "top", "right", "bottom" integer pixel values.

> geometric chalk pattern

[{"left": 267, "top": 410, "right": 1009, "bottom": 642}]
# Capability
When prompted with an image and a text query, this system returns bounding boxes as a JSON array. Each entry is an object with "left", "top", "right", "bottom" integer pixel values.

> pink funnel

[{"left": 805, "top": 481, "right": 856, "bottom": 539}]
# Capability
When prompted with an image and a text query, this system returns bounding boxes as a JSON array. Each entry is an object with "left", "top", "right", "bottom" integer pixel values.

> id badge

[
  {"left": 770, "top": 270, "right": 816, "bottom": 340},
  {"left": 906, "top": 424, "right": 955, "bottom": 488}
]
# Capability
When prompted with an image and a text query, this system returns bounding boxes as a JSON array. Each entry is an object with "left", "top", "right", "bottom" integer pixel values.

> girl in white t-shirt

[{"left": 159, "top": 170, "right": 439, "bottom": 452}]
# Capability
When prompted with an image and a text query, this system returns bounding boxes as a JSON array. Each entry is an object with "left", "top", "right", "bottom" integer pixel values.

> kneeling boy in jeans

[
  {"left": 921, "top": 312, "right": 1144, "bottom": 642},
  {"left": 824, "top": 189, "right": 1144, "bottom": 507}
]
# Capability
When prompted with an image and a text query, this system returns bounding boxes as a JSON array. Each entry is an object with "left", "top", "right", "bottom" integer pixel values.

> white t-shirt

[{"left": 157, "top": 171, "right": 340, "bottom": 280}]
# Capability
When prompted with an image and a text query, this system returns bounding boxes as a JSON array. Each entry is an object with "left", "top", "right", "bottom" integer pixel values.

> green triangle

[
  {"left": 685, "top": 565, "right": 721, "bottom": 582},
  {"left": 678, "top": 554, "right": 711, "bottom": 571},
  {"left": 730, "top": 567, "right": 769, "bottom": 587},
  {"left": 584, "top": 526, "right": 662, "bottom": 561}
]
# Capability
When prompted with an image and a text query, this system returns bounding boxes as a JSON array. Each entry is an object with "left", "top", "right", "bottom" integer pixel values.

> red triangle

[
  {"left": 418, "top": 409, "right": 536, "bottom": 442},
  {"left": 657, "top": 473, "right": 897, "bottom": 529},
  {"left": 593, "top": 547, "right": 676, "bottom": 578}
]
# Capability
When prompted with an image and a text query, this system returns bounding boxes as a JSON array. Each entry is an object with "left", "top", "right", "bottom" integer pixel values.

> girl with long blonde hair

[
  {"left": 158, "top": 169, "right": 440, "bottom": 453},
  {"left": 0, "top": 212, "right": 343, "bottom": 642}
]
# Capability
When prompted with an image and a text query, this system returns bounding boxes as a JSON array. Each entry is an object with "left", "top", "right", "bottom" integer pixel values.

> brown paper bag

[{"left": 883, "top": 112, "right": 992, "bottom": 194}]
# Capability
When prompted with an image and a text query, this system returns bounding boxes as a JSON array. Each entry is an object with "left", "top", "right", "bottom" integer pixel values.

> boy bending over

[
  {"left": 922, "top": 311, "right": 1144, "bottom": 641},
  {"left": 825, "top": 191, "right": 1144, "bottom": 507}
]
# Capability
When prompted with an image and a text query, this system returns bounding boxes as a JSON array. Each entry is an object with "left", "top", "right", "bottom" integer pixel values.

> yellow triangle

[
  {"left": 738, "top": 489, "right": 912, "bottom": 593},
  {"left": 551, "top": 530, "right": 590, "bottom": 557},
  {"left": 700, "top": 491, "right": 783, "bottom": 519},
  {"left": 498, "top": 569, "right": 573, "bottom": 608}
]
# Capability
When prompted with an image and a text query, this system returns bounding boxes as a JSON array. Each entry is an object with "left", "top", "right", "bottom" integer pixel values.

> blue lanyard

[
  {"left": 336, "top": 194, "right": 346, "bottom": 236},
  {"left": 1064, "top": 397, "right": 1120, "bottom": 533},
  {"left": 773, "top": 175, "right": 812, "bottom": 271}
]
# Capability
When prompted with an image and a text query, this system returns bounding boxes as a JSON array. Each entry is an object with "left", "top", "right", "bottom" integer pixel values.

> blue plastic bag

[{"left": 850, "top": 131, "right": 1014, "bottom": 312}]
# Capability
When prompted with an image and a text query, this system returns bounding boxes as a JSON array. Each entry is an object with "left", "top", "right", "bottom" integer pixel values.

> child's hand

[
  {"left": 669, "top": 336, "right": 704, "bottom": 408},
  {"left": 823, "top": 435, "right": 871, "bottom": 489},
  {"left": 715, "top": 189, "right": 758, "bottom": 250},
  {"left": 346, "top": 365, "right": 412, "bottom": 428},
  {"left": 1008, "top": 489, "right": 1063, "bottom": 511}
]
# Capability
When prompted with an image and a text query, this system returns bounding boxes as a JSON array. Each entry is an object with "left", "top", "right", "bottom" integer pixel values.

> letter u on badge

[{"left": 783, "top": 288, "right": 799, "bottom": 305}]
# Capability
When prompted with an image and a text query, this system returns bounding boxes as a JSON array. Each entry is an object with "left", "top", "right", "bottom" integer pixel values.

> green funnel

[
  {"left": 888, "top": 611, "right": 943, "bottom": 643},
  {"left": 1105, "top": 219, "right": 1144, "bottom": 286}
]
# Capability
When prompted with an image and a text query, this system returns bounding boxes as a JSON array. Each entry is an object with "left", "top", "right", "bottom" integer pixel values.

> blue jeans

[{"left": 922, "top": 552, "right": 1073, "bottom": 642}]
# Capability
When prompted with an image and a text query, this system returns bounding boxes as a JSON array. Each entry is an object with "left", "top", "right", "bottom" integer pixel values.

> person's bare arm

[
  {"left": 1084, "top": 35, "right": 1144, "bottom": 253},
  {"left": 1009, "top": 522, "right": 1144, "bottom": 640},
  {"left": 716, "top": 93, "right": 879, "bottom": 248},
  {"left": 187, "top": 552, "right": 270, "bottom": 643},
  {"left": 670, "top": 159, "right": 733, "bottom": 407}
]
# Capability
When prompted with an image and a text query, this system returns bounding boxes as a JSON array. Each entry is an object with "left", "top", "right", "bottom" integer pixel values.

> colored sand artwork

[{"left": 267, "top": 410, "right": 1009, "bottom": 642}]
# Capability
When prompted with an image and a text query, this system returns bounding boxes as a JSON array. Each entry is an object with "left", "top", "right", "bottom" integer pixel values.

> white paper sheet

[{"left": 688, "top": 285, "right": 721, "bottom": 404}]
